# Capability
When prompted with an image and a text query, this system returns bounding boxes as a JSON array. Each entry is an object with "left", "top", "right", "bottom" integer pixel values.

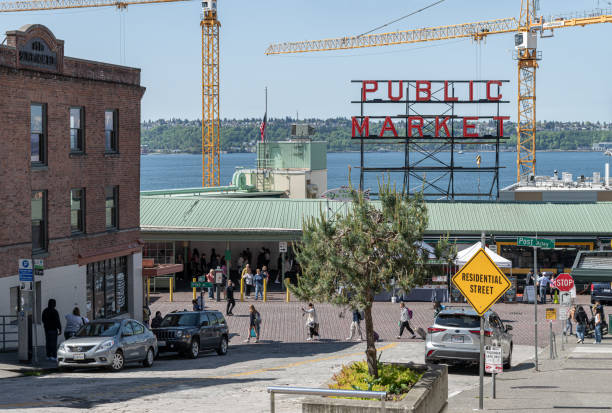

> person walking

[
  {"left": 226, "top": 280, "right": 236, "bottom": 316},
  {"left": 206, "top": 269, "right": 215, "bottom": 299},
  {"left": 64, "top": 307, "right": 88, "bottom": 340},
  {"left": 192, "top": 299, "right": 201, "bottom": 311},
  {"left": 143, "top": 304, "right": 151, "bottom": 327},
  {"left": 244, "top": 305, "right": 261, "bottom": 343},
  {"left": 41, "top": 299, "right": 61, "bottom": 361},
  {"left": 151, "top": 311, "right": 164, "bottom": 328},
  {"left": 254, "top": 269, "right": 264, "bottom": 300},
  {"left": 397, "top": 302, "right": 416, "bottom": 339},
  {"left": 242, "top": 265, "right": 254, "bottom": 298},
  {"left": 564, "top": 305, "right": 576, "bottom": 336},
  {"left": 594, "top": 301, "right": 603, "bottom": 344},
  {"left": 575, "top": 305, "right": 588, "bottom": 344},
  {"left": 538, "top": 273, "right": 549, "bottom": 304},
  {"left": 346, "top": 308, "right": 363, "bottom": 341},
  {"left": 302, "top": 303, "right": 319, "bottom": 341}
]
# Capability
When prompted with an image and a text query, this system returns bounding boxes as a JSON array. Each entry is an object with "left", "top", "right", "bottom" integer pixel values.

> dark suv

[
  {"left": 591, "top": 282, "right": 612, "bottom": 305},
  {"left": 152, "top": 311, "right": 229, "bottom": 358}
]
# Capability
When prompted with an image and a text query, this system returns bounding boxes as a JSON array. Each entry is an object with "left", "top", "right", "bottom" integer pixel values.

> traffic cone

[{"left": 553, "top": 289, "right": 559, "bottom": 304}]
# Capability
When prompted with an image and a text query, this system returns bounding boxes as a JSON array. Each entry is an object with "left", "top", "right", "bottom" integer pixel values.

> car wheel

[
  {"left": 143, "top": 347, "right": 155, "bottom": 368},
  {"left": 216, "top": 337, "right": 228, "bottom": 356},
  {"left": 109, "top": 350, "right": 124, "bottom": 372},
  {"left": 504, "top": 344, "right": 513, "bottom": 370},
  {"left": 188, "top": 339, "right": 200, "bottom": 359}
]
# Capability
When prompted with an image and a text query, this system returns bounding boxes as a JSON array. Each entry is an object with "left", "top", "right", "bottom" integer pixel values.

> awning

[
  {"left": 143, "top": 264, "right": 184, "bottom": 278},
  {"left": 571, "top": 251, "right": 612, "bottom": 282}
]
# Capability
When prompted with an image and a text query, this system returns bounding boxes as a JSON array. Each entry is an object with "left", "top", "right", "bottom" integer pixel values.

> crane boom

[
  {"left": 0, "top": 0, "right": 190, "bottom": 12},
  {"left": 265, "top": 17, "right": 518, "bottom": 55}
]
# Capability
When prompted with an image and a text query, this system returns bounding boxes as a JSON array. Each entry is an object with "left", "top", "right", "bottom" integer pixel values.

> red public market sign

[
  {"left": 351, "top": 79, "right": 510, "bottom": 140},
  {"left": 553, "top": 273, "right": 574, "bottom": 292}
]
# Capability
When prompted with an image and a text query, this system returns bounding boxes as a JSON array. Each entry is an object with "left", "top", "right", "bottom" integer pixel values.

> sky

[{"left": 1, "top": 0, "right": 611, "bottom": 122}]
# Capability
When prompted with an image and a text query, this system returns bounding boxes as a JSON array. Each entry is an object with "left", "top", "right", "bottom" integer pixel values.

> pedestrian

[
  {"left": 226, "top": 280, "right": 236, "bottom": 315},
  {"left": 41, "top": 299, "right": 61, "bottom": 361},
  {"left": 262, "top": 266, "right": 270, "bottom": 284},
  {"left": 549, "top": 274, "right": 556, "bottom": 302},
  {"left": 397, "top": 302, "right": 416, "bottom": 339},
  {"left": 143, "top": 304, "right": 151, "bottom": 327},
  {"left": 192, "top": 299, "right": 201, "bottom": 311},
  {"left": 254, "top": 269, "right": 264, "bottom": 300},
  {"left": 242, "top": 265, "right": 254, "bottom": 297},
  {"left": 151, "top": 311, "right": 164, "bottom": 328},
  {"left": 64, "top": 307, "right": 88, "bottom": 340},
  {"left": 207, "top": 269, "right": 215, "bottom": 299},
  {"left": 575, "top": 305, "right": 588, "bottom": 344},
  {"left": 346, "top": 308, "right": 363, "bottom": 341},
  {"left": 538, "top": 273, "right": 549, "bottom": 304},
  {"left": 564, "top": 305, "right": 576, "bottom": 336},
  {"left": 594, "top": 301, "right": 603, "bottom": 344},
  {"left": 302, "top": 303, "right": 319, "bottom": 341},
  {"left": 244, "top": 304, "right": 261, "bottom": 343}
]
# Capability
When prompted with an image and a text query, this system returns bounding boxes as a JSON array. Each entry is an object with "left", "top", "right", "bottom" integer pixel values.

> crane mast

[{"left": 201, "top": 0, "right": 221, "bottom": 187}]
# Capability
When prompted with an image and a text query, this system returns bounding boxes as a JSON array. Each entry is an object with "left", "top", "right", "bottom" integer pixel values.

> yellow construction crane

[
  {"left": 0, "top": 0, "right": 222, "bottom": 187},
  {"left": 266, "top": 1, "right": 612, "bottom": 182}
]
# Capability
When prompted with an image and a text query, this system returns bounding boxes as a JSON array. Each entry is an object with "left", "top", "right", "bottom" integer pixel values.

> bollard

[
  {"left": 192, "top": 277, "right": 196, "bottom": 300},
  {"left": 286, "top": 282, "right": 290, "bottom": 302},
  {"left": 263, "top": 278, "right": 267, "bottom": 302},
  {"left": 147, "top": 277, "right": 150, "bottom": 300},
  {"left": 169, "top": 278, "right": 173, "bottom": 302},
  {"left": 549, "top": 321, "right": 555, "bottom": 359},
  {"left": 240, "top": 277, "right": 244, "bottom": 302}
]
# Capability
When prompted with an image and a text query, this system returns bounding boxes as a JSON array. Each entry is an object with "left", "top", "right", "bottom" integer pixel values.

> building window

[
  {"left": 70, "top": 107, "right": 84, "bottom": 153},
  {"left": 143, "top": 241, "right": 175, "bottom": 264},
  {"left": 31, "top": 104, "right": 46, "bottom": 164},
  {"left": 70, "top": 188, "right": 85, "bottom": 234},
  {"left": 31, "top": 190, "right": 47, "bottom": 253},
  {"left": 105, "top": 186, "right": 118, "bottom": 229},
  {"left": 105, "top": 110, "right": 118, "bottom": 153},
  {"left": 86, "top": 257, "right": 128, "bottom": 320}
]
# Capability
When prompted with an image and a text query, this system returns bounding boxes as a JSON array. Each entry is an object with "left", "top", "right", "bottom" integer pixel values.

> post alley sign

[{"left": 351, "top": 80, "right": 510, "bottom": 140}]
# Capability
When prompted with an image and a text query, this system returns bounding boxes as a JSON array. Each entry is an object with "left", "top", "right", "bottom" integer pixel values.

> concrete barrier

[{"left": 301, "top": 363, "right": 447, "bottom": 413}]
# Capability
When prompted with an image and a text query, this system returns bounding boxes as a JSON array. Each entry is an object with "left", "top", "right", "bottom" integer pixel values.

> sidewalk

[
  {"left": 444, "top": 335, "right": 612, "bottom": 412},
  {"left": 0, "top": 347, "right": 58, "bottom": 379}
]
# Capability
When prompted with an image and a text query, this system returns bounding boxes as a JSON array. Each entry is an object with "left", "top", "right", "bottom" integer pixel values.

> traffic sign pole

[
  {"left": 479, "top": 315, "right": 484, "bottom": 410},
  {"left": 31, "top": 260, "right": 38, "bottom": 366},
  {"left": 533, "top": 246, "right": 538, "bottom": 372}
]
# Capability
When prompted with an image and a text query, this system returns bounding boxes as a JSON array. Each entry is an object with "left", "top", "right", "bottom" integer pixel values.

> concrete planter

[{"left": 301, "top": 363, "right": 448, "bottom": 413}]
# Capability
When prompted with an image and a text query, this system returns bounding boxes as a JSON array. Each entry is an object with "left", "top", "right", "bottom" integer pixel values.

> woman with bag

[
  {"left": 64, "top": 307, "right": 88, "bottom": 340},
  {"left": 574, "top": 305, "right": 588, "bottom": 344},
  {"left": 241, "top": 264, "right": 254, "bottom": 298},
  {"left": 244, "top": 305, "right": 261, "bottom": 343},
  {"left": 302, "top": 303, "right": 319, "bottom": 341}
]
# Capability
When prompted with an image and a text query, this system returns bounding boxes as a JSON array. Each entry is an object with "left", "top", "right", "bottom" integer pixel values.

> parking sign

[
  {"left": 18, "top": 259, "right": 33, "bottom": 282},
  {"left": 485, "top": 346, "right": 503, "bottom": 374}
]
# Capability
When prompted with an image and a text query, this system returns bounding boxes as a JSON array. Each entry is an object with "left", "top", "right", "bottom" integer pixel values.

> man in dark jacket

[
  {"left": 226, "top": 280, "right": 236, "bottom": 316},
  {"left": 41, "top": 299, "right": 61, "bottom": 360}
]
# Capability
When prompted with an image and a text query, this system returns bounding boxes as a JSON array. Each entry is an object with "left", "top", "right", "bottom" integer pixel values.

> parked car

[
  {"left": 152, "top": 310, "right": 228, "bottom": 358},
  {"left": 591, "top": 282, "right": 612, "bottom": 305},
  {"left": 57, "top": 319, "right": 157, "bottom": 372},
  {"left": 425, "top": 307, "right": 513, "bottom": 369}
]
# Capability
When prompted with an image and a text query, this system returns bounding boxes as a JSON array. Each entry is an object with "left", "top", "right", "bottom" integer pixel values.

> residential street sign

[
  {"left": 517, "top": 236, "right": 555, "bottom": 249},
  {"left": 452, "top": 249, "right": 512, "bottom": 316}
]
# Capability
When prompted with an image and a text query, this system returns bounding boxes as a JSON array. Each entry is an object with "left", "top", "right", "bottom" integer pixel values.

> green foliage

[{"left": 330, "top": 360, "right": 423, "bottom": 401}]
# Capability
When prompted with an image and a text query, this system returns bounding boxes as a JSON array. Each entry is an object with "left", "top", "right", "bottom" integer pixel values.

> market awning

[
  {"left": 571, "top": 251, "right": 612, "bottom": 282},
  {"left": 143, "top": 263, "right": 183, "bottom": 278}
]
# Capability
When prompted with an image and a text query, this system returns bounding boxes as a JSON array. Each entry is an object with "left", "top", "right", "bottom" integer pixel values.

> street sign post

[
  {"left": 553, "top": 273, "right": 574, "bottom": 292},
  {"left": 517, "top": 236, "right": 555, "bottom": 249},
  {"left": 33, "top": 259, "right": 44, "bottom": 277},
  {"left": 485, "top": 345, "right": 503, "bottom": 399},
  {"left": 452, "top": 248, "right": 511, "bottom": 410}
]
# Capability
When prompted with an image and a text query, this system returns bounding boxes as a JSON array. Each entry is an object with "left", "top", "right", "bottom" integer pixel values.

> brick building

[{"left": 0, "top": 24, "right": 145, "bottom": 343}]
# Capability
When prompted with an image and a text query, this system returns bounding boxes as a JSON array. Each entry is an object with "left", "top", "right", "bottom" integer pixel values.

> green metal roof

[
  {"left": 571, "top": 251, "right": 612, "bottom": 282},
  {"left": 140, "top": 197, "right": 612, "bottom": 240}
]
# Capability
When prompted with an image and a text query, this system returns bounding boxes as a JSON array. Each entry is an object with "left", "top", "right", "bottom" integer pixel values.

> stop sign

[{"left": 553, "top": 273, "right": 574, "bottom": 292}]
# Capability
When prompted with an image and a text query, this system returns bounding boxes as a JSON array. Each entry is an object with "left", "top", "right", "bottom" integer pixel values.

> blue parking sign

[{"left": 18, "top": 259, "right": 33, "bottom": 282}]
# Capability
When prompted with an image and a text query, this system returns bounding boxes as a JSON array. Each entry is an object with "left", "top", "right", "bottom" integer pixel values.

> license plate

[
  {"left": 604, "top": 289, "right": 611, "bottom": 293},
  {"left": 452, "top": 335, "right": 464, "bottom": 343},
  {"left": 73, "top": 353, "right": 85, "bottom": 360},
  {"left": 158, "top": 340, "right": 166, "bottom": 347}
]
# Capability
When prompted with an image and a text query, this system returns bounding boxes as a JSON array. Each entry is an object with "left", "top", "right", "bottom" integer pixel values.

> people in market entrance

[
  {"left": 397, "top": 302, "right": 416, "bottom": 339},
  {"left": 346, "top": 308, "right": 363, "bottom": 341},
  {"left": 244, "top": 304, "right": 261, "bottom": 343},
  {"left": 226, "top": 280, "right": 236, "bottom": 315},
  {"left": 537, "top": 273, "right": 550, "bottom": 304},
  {"left": 575, "top": 305, "right": 588, "bottom": 344},
  {"left": 254, "top": 269, "right": 264, "bottom": 300},
  {"left": 302, "top": 303, "right": 319, "bottom": 341},
  {"left": 242, "top": 265, "right": 254, "bottom": 297},
  {"left": 151, "top": 311, "right": 163, "bottom": 328},
  {"left": 207, "top": 269, "right": 215, "bottom": 299},
  {"left": 64, "top": 307, "right": 88, "bottom": 340},
  {"left": 41, "top": 298, "right": 61, "bottom": 361}
]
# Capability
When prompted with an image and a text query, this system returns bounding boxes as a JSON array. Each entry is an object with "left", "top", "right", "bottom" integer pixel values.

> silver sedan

[{"left": 57, "top": 319, "right": 158, "bottom": 371}]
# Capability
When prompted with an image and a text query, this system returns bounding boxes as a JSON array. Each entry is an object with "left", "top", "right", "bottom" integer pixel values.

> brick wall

[{"left": 0, "top": 26, "right": 145, "bottom": 278}]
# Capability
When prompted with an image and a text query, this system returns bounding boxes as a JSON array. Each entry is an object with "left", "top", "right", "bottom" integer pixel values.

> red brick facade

[{"left": 0, "top": 24, "right": 145, "bottom": 277}]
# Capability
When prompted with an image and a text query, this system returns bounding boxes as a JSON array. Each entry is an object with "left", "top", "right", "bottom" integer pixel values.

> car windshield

[
  {"left": 436, "top": 313, "right": 480, "bottom": 328},
  {"left": 76, "top": 322, "right": 120, "bottom": 337},
  {"left": 160, "top": 313, "right": 199, "bottom": 327}
]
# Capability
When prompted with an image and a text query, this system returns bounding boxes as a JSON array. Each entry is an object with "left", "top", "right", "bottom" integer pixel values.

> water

[{"left": 141, "top": 151, "right": 611, "bottom": 196}]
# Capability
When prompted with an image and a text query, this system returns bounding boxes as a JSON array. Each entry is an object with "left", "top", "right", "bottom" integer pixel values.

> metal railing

[
  {"left": 0, "top": 315, "right": 18, "bottom": 352},
  {"left": 267, "top": 386, "right": 387, "bottom": 413}
]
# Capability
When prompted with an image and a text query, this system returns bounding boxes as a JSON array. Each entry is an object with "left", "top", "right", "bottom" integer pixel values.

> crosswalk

[{"left": 573, "top": 345, "right": 612, "bottom": 354}]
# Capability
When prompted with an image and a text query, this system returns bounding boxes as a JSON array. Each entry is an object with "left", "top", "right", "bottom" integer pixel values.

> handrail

[
  {"left": 0, "top": 315, "right": 18, "bottom": 352},
  {"left": 267, "top": 386, "right": 387, "bottom": 413}
]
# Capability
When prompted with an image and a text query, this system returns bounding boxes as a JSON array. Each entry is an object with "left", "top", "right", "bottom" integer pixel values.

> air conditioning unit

[{"left": 514, "top": 32, "right": 537, "bottom": 50}]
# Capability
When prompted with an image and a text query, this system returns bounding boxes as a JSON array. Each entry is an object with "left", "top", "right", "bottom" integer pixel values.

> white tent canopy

[{"left": 454, "top": 242, "right": 512, "bottom": 268}]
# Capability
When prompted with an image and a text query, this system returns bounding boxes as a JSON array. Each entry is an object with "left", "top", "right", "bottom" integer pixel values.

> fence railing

[
  {"left": 267, "top": 386, "right": 387, "bottom": 413},
  {"left": 0, "top": 315, "right": 18, "bottom": 352}
]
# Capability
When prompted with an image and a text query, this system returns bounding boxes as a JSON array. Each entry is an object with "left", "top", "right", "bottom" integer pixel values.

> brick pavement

[{"left": 150, "top": 291, "right": 609, "bottom": 347}]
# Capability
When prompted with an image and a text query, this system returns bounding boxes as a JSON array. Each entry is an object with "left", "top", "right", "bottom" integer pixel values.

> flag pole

[{"left": 264, "top": 87, "right": 267, "bottom": 142}]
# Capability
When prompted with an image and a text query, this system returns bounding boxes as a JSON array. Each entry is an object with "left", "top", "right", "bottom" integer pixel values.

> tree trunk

[{"left": 363, "top": 302, "right": 378, "bottom": 378}]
